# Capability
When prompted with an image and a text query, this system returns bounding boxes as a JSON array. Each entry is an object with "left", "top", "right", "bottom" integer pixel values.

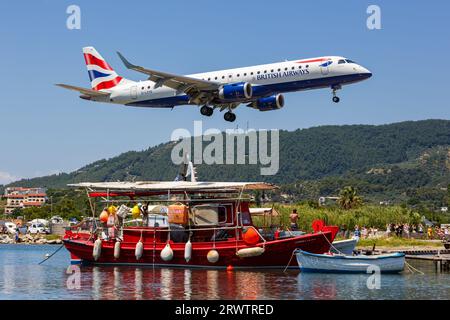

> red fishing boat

[{"left": 64, "top": 181, "right": 338, "bottom": 269}]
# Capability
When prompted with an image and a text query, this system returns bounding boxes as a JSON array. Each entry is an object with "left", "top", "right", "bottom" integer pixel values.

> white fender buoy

[
  {"left": 236, "top": 247, "right": 265, "bottom": 258},
  {"left": 207, "top": 249, "right": 219, "bottom": 263},
  {"left": 93, "top": 239, "right": 102, "bottom": 261},
  {"left": 161, "top": 243, "right": 174, "bottom": 261},
  {"left": 114, "top": 241, "right": 121, "bottom": 259},
  {"left": 184, "top": 240, "right": 192, "bottom": 262},
  {"left": 135, "top": 240, "right": 144, "bottom": 260}
]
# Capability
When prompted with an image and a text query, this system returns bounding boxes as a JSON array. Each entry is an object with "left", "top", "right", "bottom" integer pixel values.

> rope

[
  {"left": 283, "top": 249, "right": 298, "bottom": 272},
  {"left": 320, "top": 231, "right": 344, "bottom": 255},
  {"left": 405, "top": 261, "right": 424, "bottom": 275},
  {"left": 38, "top": 244, "right": 65, "bottom": 265}
]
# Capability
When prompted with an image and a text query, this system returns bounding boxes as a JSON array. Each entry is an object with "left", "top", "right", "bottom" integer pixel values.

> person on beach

[
  {"left": 361, "top": 226, "right": 368, "bottom": 239},
  {"left": 289, "top": 209, "right": 299, "bottom": 231},
  {"left": 14, "top": 229, "right": 19, "bottom": 243},
  {"left": 427, "top": 227, "right": 433, "bottom": 239},
  {"left": 353, "top": 225, "right": 361, "bottom": 241}
]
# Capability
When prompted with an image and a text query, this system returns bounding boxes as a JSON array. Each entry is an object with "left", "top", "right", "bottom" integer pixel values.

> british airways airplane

[{"left": 57, "top": 47, "right": 372, "bottom": 122}]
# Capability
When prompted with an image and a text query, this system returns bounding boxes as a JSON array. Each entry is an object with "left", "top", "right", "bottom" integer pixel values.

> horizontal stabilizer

[{"left": 55, "top": 84, "right": 111, "bottom": 97}]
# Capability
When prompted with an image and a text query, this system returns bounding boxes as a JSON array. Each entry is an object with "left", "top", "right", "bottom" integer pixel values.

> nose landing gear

[{"left": 332, "top": 85, "right": 341, "bottom": 103}]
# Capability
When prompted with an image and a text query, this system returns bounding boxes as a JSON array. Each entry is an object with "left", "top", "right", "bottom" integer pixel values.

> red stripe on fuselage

[
  {"left": 83, "top": 53, "right": 114, "bottom": 71},
  {"left": 295, "top": 58, "right": 328, "bottom": 64},
  {"left": 93, "top": 76, "right": 123, "bottom": 90}
]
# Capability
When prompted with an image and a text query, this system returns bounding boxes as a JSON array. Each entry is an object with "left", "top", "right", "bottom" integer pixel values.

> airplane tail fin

[{"left": 82, "top": 46, "right": 132, "bottom": 91}]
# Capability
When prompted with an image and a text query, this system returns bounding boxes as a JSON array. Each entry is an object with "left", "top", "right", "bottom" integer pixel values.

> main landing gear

[
  {"left": 200, "top": 104, "right": 236, "bottom": 122},
  {"left": 331, "top": 85, "right": 342, "bottom": 103},
  {"left": 224, "top": 111, "right": 236, "bottom": 122},
  {"left": 200, "top": 105, "right": 214, "bottom": 116}
]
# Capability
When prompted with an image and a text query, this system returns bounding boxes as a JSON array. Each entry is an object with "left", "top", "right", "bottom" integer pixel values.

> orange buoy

[
  {"left": 242, "top": 226, "right": 260, "bottom": 246},
  {"left": 99, "top": 210, "right": 109, "bottom": 223},
  {"left": 226, "top": 265, "right": 234, "bottom": 272}
]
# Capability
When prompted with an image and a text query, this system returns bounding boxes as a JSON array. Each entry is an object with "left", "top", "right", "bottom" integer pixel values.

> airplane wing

[
  {"left": 117, "top": 52, "right": 220, "bottom": 94},
  {"left": 55, "top": 84, "right": 111, "bottom": 97}
]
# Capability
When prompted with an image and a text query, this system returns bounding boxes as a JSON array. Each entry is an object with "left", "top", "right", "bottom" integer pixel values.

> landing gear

[
  {"left": 200, "top": 105, "right": 214, "bottom": 116},
  {"left": 332, "top": 85, "right": 341, "bottom": 103},
  {"left": 224, "top": 111, "right": 236, "bottom": 122}
]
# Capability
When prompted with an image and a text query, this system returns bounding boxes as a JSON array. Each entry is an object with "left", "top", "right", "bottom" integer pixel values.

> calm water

[{"left": 0, "top": 244, "right": 449, "bottom": 300}]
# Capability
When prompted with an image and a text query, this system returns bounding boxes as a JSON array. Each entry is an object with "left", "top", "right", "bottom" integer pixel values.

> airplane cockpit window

[
  {"left": 338, "top": 59, "right": 346, "bottom": 64},
  {"left": 346, "top": 59, "right": 355, "bottom": 64}
]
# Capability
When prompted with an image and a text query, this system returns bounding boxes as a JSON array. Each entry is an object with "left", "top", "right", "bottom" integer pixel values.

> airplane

[{"left": 57, "top": 47, "right": 372, "bottom": 122}]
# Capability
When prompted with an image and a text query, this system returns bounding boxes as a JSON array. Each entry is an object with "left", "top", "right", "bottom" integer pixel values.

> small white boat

[
  {"left": 295, "top": 250, "right": 405, "bottom": 273},
  {"left": 331, "top": 238, "right": 358, "bottom": 255}
]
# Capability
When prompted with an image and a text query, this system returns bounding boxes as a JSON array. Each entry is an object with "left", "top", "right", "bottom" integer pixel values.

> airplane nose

[{"left": 359, "top": 66, "right": 372, "bottom": 79}]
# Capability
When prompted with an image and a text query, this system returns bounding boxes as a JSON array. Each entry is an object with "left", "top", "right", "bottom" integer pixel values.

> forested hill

[{"left": 4, "top": 120, "right": 450, "bottom": 193}]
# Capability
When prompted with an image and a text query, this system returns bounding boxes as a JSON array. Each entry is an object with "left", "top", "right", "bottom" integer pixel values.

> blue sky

[{"left": 0, "top": 0, "right": 449, "bottom": 184}]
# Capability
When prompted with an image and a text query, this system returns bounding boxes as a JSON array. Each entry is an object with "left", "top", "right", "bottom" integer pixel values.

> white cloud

[{"left": 0, "top": 171, "right": 18, "bottom": 185}]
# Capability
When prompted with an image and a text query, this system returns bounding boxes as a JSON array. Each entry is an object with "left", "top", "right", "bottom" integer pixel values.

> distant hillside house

[{"left": 3, "top": 187, "right": 47, "bottom": 214}]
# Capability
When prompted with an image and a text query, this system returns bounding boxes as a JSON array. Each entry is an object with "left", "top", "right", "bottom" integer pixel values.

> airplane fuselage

[{"left": 93, "top": 56, "right": 371, "bottom": 108}]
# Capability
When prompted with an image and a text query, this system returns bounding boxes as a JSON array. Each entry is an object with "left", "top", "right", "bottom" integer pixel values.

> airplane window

[
  {"left": 215, "top": 77, "right": 217, "bottom": 80},
  {"left": 264, "top": 70, "right": 267, "bottom": 73},
  {"left": 306, "top": 65, "right": 309, "bottom": 68},
  {"left": 271, "top": 69, "right": 274, "bottom": 72},
  {"left": 228, "top": 75, "right": 232, "bottom": 78},
  {"left": 299, "top": 66, "right": 302, "bottom": 69},
  {"left": 278, "top": 68, "right": 281, "bottom": 72},
  {"left": 244, "top": 73, "right": 247, "bottom": 76},
  {"left": 346, "top": 59, "right": 355, "bottom": 64},
  {"left": 291, "top": 66, "right": 295, "bottom": 70},
  {"left": 222, "top": 76, "right": 225, "bottom": 79},
  {"left": 141, "top": 87, "right": 144, "bottom": 90},
  {"left": 250, "top": 72, "right": 253, "bottom": 75},
  {"left": 257, "top": 71, "right": 260, "bottom": 74},
  {"left": 208, "top": 78, "right": 210, "bottom": 80},
  {"left": 284, "top": 67, "right": 288, "bottom": 71},
  {"left": 147, "top": 86, "right": 151, "bottom": 89},
  {"left": 338, "top": 60, "right": 346, "bottom": 64},
  {"left": 237, "top": 74, "right": 240, "bottom": 77}
]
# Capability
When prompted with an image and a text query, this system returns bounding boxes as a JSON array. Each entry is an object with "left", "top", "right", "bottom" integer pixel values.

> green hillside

[{"left": 4, "top": 119, "right": 450, "bottom": 205}]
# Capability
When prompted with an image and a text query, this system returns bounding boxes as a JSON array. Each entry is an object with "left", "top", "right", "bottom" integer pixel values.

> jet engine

[
  {"left": 250, "top": 94, "right": 284, "bottom": 111},
  {"left": 218, "top": 82, "right": 252, "bottom": 100}
]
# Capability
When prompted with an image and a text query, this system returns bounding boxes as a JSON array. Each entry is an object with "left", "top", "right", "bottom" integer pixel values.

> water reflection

[{"left": 67, "top": 265, "right": 448, "bottom": 300}]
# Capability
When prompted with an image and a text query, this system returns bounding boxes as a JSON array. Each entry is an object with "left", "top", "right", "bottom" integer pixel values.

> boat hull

[
  {"left": 64, "top": 232, "right": 333, "bottom": 269},
  {"left": 295, "top": 250, "right": 405, "bottom": 273},
  {"left": 330, "top": 238, "right": 358, "bottom": 255}
]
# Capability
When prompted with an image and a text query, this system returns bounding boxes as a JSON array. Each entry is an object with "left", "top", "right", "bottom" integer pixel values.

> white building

[{"left": 3, "top": 187, "right": 47, "bottom": 214}]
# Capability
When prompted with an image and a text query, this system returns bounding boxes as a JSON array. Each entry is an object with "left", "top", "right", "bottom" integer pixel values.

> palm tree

[{"left": 338, "top": 186, "right": 363, "bottom": 210}]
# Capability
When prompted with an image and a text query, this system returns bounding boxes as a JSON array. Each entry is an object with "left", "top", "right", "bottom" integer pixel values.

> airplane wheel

[
  {"left": 224, "top": 112, "right": 236, "bottom": 122},
  {"left": 332, "top": 96, "right": 340, "bottom": 103},
  {"left": 200, "top": 105, "right": 213, "bottom": 116}
]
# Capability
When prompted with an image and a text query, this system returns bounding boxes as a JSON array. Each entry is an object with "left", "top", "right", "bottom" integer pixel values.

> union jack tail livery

[{"left": 83, "top": 46, "right": 125, "bottom": 91}]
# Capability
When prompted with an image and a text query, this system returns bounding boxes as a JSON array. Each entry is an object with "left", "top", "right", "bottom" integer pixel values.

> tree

[{"left": 338, "top": 186, "right": 363, "bottom": 210}]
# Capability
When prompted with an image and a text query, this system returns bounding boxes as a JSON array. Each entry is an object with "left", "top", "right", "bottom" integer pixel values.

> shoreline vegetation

[{"left": 255, "top": 203, "right": 424, "bottom": 232}]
